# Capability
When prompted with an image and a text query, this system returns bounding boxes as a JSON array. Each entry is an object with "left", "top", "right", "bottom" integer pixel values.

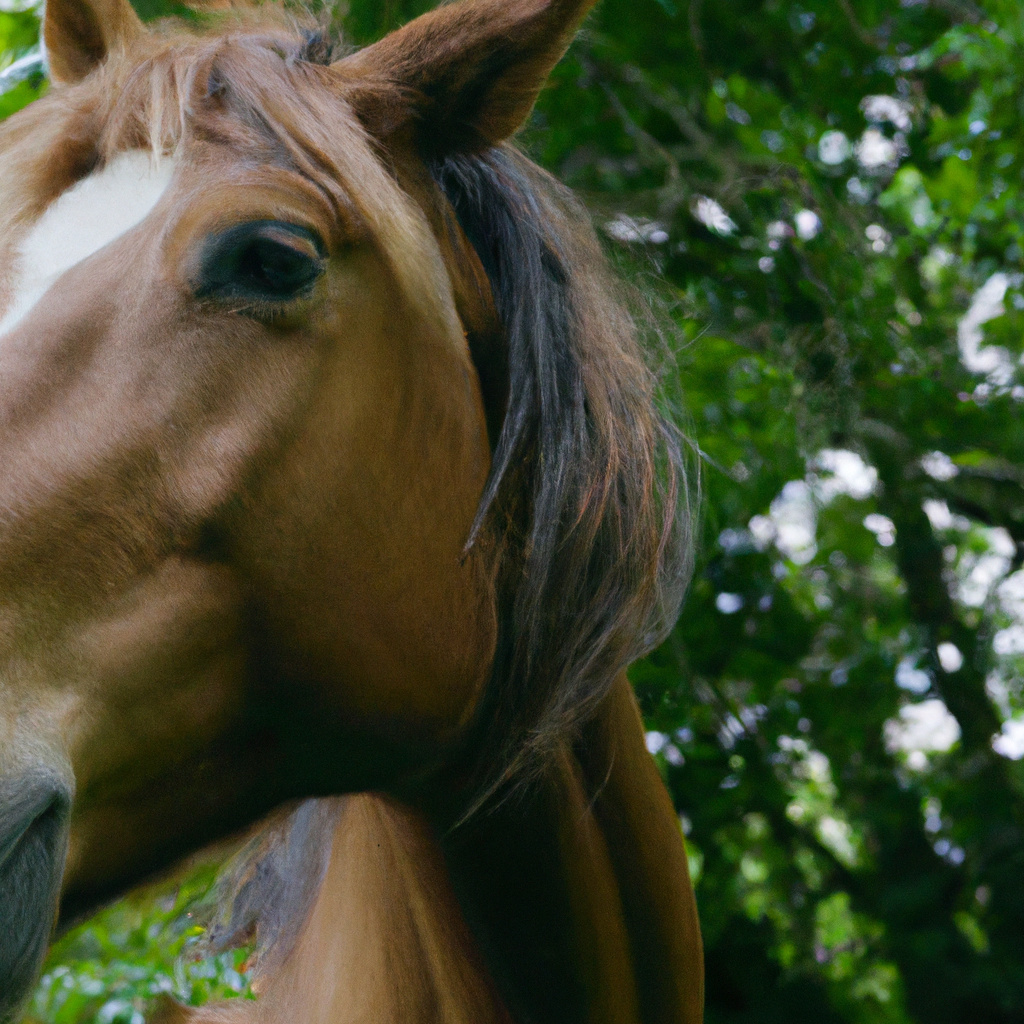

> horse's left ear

[
  {"left": 334, "top": 0, "right": 598, "bottom": 153},
  {"left": 44, "top": 0, "right": 144, "bottom": 85}
]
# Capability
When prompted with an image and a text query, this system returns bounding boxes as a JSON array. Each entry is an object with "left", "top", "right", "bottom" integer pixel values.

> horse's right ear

[
  {"left": 334, "top": 0, "right": 598, "bottom": 153},
  {"left": 43, "top": 0, "right": 144, "bottom": 85}
]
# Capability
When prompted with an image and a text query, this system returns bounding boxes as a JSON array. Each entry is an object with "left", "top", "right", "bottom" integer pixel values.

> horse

[{"left": 0, "top": 0, "right": 704, "bottom": 1020}]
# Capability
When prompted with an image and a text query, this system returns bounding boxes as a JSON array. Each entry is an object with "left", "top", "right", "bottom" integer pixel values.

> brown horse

[{"left": 0, "top": 0, "right": 702, "bottom": 1021}]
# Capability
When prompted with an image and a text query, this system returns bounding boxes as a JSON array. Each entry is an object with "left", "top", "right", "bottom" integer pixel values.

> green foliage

[
  {"left": 24, "top": 864, "right": 253, "bottom": 1024},
  {"left": 4, "top": 0, "right": 1024, "bottom": 1021},
  {"left": 0, "top": 4, "right": 45, "bottom": 119},
  {"left": 541, "top": 1, "right": 1024, "bottom": 1020}
]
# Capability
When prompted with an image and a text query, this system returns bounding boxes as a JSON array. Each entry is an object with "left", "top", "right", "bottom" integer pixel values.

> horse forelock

[{"left": 0, "top": 19, "right": 462, "bottom": 351}]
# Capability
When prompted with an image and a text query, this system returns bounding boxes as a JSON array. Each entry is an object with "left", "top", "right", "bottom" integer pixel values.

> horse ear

[
  {"left": 335, "top": 0, "right": 598, "bottom": 152},
  {"left": 44, "top": 0, "right": 144, "bottom": 85}
]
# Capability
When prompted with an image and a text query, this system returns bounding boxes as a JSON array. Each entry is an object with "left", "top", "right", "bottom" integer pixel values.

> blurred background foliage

[
  {"left": 4, "top": 0, "right": 1024, "bottom": 1020},
  {"left": 24, "top": 864, "right": 252, "bottom": 1024}
]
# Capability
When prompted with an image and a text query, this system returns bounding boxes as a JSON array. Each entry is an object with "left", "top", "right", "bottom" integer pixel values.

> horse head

[{"left": 0, "top": 0, "right": 691, "bottom": 1019}]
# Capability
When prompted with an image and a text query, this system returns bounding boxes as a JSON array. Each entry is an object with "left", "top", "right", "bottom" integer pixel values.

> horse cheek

[{"left": 230, "top": 260, "right": 495, "bottom": 750}]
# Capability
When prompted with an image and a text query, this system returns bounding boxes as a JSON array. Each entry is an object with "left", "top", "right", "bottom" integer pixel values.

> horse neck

[
  {"left": 162, "top": 793, "right": 516, "bottom": 1024},
  {"left": 581, "top": 674, "right": 705, "bottom": 1023},
  {"left": 434, "top": 672, "right": 704, "bottom": 1024},
  {"left": 161, "top": 675, "right": 702, "bottom": 1024}
]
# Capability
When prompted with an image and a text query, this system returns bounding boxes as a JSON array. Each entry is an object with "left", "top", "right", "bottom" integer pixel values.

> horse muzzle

[{"left": 0, "top": 773, "right": 71, "bottom": 1024}]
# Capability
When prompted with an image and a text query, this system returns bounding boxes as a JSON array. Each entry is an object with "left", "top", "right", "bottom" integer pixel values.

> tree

[{"left": 3, "top": 0, "right": 1024, "bottom": 1021}]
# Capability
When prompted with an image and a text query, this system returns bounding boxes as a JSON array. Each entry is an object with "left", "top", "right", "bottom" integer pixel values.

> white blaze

[{"left": 0, "top": 151, "right": 176, "bottom": 337}]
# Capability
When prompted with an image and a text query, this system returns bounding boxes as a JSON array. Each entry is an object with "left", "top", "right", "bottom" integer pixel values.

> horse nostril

[{"left": 0, "top": 783, "right": 71, "bottom": 1024}]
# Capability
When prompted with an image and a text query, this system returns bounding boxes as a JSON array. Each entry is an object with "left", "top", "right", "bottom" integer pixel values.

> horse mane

[
  {"left": 430, "top": 149, "right": 692, "bottom": 806},
  {"left": 190, "top": 799, "right": 343, "bottom": 972}
]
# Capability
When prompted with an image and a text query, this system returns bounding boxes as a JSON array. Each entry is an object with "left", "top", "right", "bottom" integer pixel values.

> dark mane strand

[
  {"left": 295, "top": 27, "right": 336, "bottom": 66},
  {"left": 431, "top": 147, "right": 693, "bottom": 811}
]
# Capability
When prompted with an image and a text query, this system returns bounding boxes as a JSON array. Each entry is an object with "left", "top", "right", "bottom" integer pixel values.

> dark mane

[
  {"left": 295, "top": 27, "right": 338, "bottom": 66},
  {"left": 432, "top": 147, "right": 693, "bottom": 807}
]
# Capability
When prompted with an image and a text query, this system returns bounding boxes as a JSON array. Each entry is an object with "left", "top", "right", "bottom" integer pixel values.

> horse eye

[{"left": 196, "top": 221, "right": 325, "bottom": 303}]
